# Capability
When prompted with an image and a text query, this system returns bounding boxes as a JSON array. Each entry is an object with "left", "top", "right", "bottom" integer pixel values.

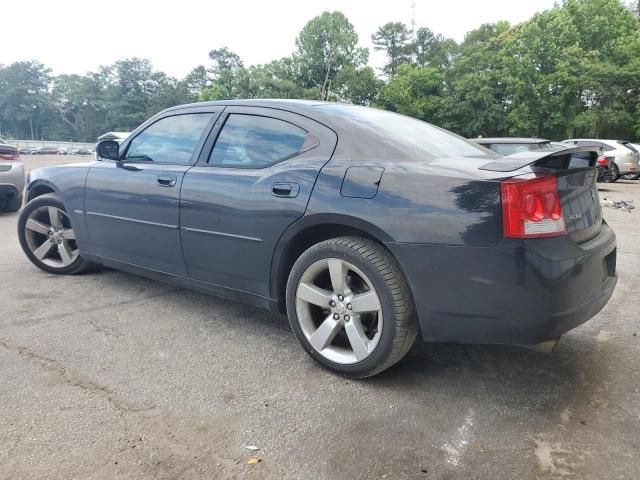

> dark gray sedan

[{"left": 17, "top": 100, "right": 617, "bottom": 377}]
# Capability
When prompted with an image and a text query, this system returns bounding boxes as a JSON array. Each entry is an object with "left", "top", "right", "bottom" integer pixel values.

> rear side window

[
  {"left": 209, "top": 114, "right": 309, "bottom": 168},
  {"left": 125, "top": 113, "right": 214, "bottom": 164}
]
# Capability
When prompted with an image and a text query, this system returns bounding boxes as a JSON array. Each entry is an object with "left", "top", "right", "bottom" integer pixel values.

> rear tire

[
  {"left": 18, "top": 193, "right": 93, "bottom": 275},
  {"left": 286, "top": 236, "right": 418, "bottom": 378},
  {"left": 611, "top": 164, "right": 620, "bottom": 182}
]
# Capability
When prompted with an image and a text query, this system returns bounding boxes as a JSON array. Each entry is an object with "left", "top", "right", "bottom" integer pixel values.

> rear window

[
  {"left": 486, "top": 142, "right": 551, "bottom": 156},
  {"left": 320, "top": 105, "right": 491, "bottom": 159}
]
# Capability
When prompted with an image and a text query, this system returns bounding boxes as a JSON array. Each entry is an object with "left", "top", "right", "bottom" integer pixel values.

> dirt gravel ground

[{"left": 1, "top": 156, "right": 639, "bottom": 479}]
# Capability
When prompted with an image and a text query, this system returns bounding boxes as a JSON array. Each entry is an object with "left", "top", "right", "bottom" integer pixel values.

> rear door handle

[
  {"left": 272, "top": 183, "right": 299, "bottom": 198},
  {"left": 157, "top": 174, "right": 177, "bottom": 187}
]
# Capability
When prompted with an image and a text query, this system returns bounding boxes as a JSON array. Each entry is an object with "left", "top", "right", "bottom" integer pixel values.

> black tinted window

[
  {"left": 492, "top": 144, "right": 532, "bottom": 155},
  {"left": 126, "top": 113, "right": 214, "bottom": 164},
  {"left": 209, "top": 114, "right": 308, "bottom": 167},
  {"left": 318, "top": 104, "right": 491, "bottom": 158}
]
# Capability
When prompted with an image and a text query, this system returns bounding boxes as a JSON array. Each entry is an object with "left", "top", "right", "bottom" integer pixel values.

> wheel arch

[
  {"left": 269, "top": 213, "right": 397, "bottom": 314},
  {"left": 26, "top": 180, "right": 59, "bottom": 202}
]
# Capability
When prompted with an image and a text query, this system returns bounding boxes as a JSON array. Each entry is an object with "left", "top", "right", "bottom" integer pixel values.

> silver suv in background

[
  {"left": 563, "top": 139, "right": 640, "bottom": 181},
  {"left": 0, "top": 137, "right": 26, "bottom": 212}
]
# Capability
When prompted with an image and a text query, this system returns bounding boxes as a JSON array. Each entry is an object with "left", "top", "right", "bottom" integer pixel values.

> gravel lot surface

[{"left": 1, "top": 155, "right": 639, "bottom": 479}]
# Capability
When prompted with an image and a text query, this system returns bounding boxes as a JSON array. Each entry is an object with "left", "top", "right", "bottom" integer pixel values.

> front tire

[
  {"left": 18, "top": 193, "right": 93, "bottom": 274},
  {"left": 286, "top": 237, "right": 417, "bottom": 378}
]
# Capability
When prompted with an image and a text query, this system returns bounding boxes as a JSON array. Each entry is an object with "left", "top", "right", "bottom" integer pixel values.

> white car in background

[
  {"left": 563, "top": 139, "right": 640, "bottom": 181},
  {"left": 0, "top": 137, "right": 26, "bottom": 212}
]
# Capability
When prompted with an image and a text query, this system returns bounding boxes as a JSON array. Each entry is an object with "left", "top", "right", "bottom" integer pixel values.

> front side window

[
  {"left": 209, "top": 114, "right": 309, "bottom": 168},
  {"left": 126, "top": 113, "right": 214, "bottom": 164}
]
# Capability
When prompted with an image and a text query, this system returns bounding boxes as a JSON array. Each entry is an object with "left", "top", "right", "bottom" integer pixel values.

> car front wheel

[
  {"left": 18, "top": 193, "right": 93, "bottom": 274},
  {"left": 286, "top": 236, "right": 417, "bottom": 378}
]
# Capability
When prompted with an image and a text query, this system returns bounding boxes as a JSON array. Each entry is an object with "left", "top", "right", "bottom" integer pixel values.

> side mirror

[{"left": 96, "top": 140, "right": 120, "bottom": 160}]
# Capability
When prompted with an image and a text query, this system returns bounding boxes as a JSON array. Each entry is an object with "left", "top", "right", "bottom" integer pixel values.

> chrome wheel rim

[
  {"left": 295, "top": 258, "right": 383, "bottom": 365},
  {"left": 24, "top": 206, "right": 79, "bottom": 268}
]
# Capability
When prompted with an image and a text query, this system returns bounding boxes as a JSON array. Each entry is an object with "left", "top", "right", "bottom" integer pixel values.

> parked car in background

[
  {"left": 30, "top": 146, "right": 60, "bottom": 155},
  {"left": 0, "top": 137, "right": 25, "bottom": 212},
  {"left": 18, "top": 147, "right": 33, "bottom": 155},
  {"left": 470, "top": 137, "right": 553, "bottom": 154},
  {"left": 17, "top": 100, "right": 617, "bottom": 377},
  {"left": 58, "top": 148, "right": 71, "bottom": 155},
  {"left": 563, "top": 139, "right": 640, "bottom": 181}
]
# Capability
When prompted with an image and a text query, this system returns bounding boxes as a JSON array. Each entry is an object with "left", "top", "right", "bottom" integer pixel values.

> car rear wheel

[
  {"left": 286, "top": 236, "right": 417, "bottom": 378},
  {"left": 611, "top": 164, "right": 620, "bottom": 182},
  {"left": 18, "top": 193, "right": 93, "bottom": 274}
]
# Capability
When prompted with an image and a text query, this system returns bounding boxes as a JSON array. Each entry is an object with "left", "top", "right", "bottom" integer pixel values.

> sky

[{"left": 2, "top": 0, "right": 559, "bottom": 78}]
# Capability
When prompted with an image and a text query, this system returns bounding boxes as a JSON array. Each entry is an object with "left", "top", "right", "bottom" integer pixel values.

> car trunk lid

[{"left": 480, "top": 146, "right": 602, "bottom": 243}]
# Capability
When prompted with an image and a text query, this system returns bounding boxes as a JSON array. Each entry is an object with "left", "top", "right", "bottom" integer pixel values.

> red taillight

[
  {"left": 0, "top": 152, "right": 20, "bottom": 161},
  {"left": 501, "top": 175, "right": 566, "bottom": 238},
  {"left": 597, "top": 156, "right": 608, "bottom": 167}
]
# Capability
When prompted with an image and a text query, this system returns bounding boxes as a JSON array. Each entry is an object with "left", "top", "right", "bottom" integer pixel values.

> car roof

[
  {"left": 471, "top": 137, "right": 550, "bottom": 144},
  {"left": 165, "top": 98, "right": 327, "bottom": 113},
  {"left": 564, "top": 139, "right": 627, "bottom": 146},
  {"left": 157, "top": 99, "right": 496, "bottom": 164}
]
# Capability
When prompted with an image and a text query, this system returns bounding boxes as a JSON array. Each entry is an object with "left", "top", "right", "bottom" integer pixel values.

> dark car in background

[
  {"left": 17, "top": 100, "right": 617, "bottom": 377},
  {"left": 470, "top": 137, "right": 553, "bottom": 154}
]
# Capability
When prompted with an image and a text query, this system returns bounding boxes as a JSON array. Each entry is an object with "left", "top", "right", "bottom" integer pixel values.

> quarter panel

[{"left": 306, "top": 160, "right": 503, "bottom": 246}]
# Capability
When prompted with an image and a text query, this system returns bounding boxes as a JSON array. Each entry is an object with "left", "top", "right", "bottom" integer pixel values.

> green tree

[
  {"left": 0, "top": 61, "right": 52, "bottom": 139},
  {"left": 372, "top": 22, "right": 412, "bottom": 76},
  {"left": 440, "top": 22, "right": 511, "bottom": 137},
  {"left": 412, "top": 28, "right": 459, "bottom": 70},
  {"left": 207, "top": 47, "right": 244, "bottom": 97},
  {"left": 295, "top": 11, "right": 368, "bottom": 100},
  {"left": 334, "top": 66, "right": 382, "bottom": 105},
  {"left": 51, "top": 74, "right": 106, "bottom": 141},
  {"left": 377, "top": 64, "right": 444, "bottom": 122}
]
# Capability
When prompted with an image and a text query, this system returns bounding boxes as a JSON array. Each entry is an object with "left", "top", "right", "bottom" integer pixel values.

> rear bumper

[
  {"left": 387, "top": 223, "right": 617, "bottom": 345},
  {"left": 618, "top": 161, "right": 638, "bottom": 175},
  {"left": 0, "top": 161, "right": 26, "bottom": 193}
]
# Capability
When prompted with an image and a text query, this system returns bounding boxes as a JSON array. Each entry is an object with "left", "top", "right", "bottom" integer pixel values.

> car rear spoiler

[{"left": 479, "top": 146, "right": 599, "bottom": 172}]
